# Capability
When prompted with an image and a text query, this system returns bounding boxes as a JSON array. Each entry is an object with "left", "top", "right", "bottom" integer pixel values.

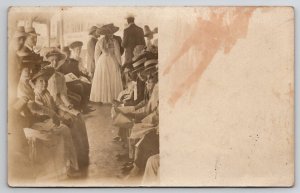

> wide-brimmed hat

[
  {"left": 141, "top": 59, "right": 158, "bottom": 78},
  {"left": 99, "top": 23, "right": 119, "bottom": 35},
  {"left": 13, "top": 26, "right": 28, "bottom": 38},
  {"left": 25, "top": 26, "right": 40, "bottom": 36},
  {"left": 31, "top": 66, "right": 55, "bottom": 82},
  {"left": 88, "top": 26, "right": 98, "bottom": 35},
  {"left": 69, "top": 41, "right": 83, "bottom": 49},
  {"left": 62, "top": 46, "right": 70, "bottom": 53},
  {"left": 45, "top": 49, "right": 66, "bottom": 61},
  {"left": 131, "top": 58, "right": 147, "bottom": 74}
]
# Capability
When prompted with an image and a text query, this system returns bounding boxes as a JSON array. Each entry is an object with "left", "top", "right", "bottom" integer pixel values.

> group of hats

[
  {"left": 130, "top": 52, "right": 158, "bottom": 79},
  {"left": 30, "top": 48, "right": 66, "bottom": 82},
  {"left": 89, "top": 23, "right": 119, "bottom": 36},
  {"left": 13, "top": 26, "right": 40, "bottom": 38}
]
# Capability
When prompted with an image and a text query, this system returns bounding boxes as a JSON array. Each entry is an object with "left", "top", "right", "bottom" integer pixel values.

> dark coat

[
  {"left": 59, "top": 58, "right": 86, "bottom": 78},
  {"left": 122, "top": 23, "right": 146, "bottom": 62}
]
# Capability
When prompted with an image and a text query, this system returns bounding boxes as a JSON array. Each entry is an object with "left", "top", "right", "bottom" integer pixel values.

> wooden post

[
  {"left": 46, "top": 20, "right": 51, "bottom": 47},
  {"left": 59, "top": 11, "right": 64, "bottom": 50}
]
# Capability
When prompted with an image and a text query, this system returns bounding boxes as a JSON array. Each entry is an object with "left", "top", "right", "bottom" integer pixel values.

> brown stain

[{"left": 163, "top": 7, "right": 256, "bottom": 107}]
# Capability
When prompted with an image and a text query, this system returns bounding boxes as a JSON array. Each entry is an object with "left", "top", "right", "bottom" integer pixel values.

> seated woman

[
  {"left": 26, "top": 67, "right": 81, "bottom": 179},
  {"left": 59, "top": 46, "right": 93, "bottom": 113},
  {"left": 45, "top": 49, "right": 90, "bottom": 169}
]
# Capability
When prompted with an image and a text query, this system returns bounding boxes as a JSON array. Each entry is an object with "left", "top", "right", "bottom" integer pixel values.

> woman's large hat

[
  {"left": 69, "top": 41, "right": 83, "bottom": 49},
  {"left": 140, "top": 59, "right": 158, "bottom": 78},
  {"left": 31, "top": 66, "right": 55, "bottom": 82},
  {"left": 45, "top": 49, "right": 66, "bottom": 61},
  {"left": 98, "top": 23, "right": 119, "bottom": 35}
]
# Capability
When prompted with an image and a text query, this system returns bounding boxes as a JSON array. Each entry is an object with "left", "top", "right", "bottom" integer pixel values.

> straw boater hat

[
  {"left": 25, "top": 26, "right": 40, "bottom": 36},
  {"left": 13, "top": 26, "right": 28, "bottom": 38},
  {"left": 31, "top": 66, "right": 55, "bottom": 82},
  {"left": 69, "top": 41, "right": 83, "bottom": 49},
  {"left": 131, "top": 57, "right": 147, "bottom": 74},
  {"left": 141, "top": 59, "right": 158, "bottom": 78}
]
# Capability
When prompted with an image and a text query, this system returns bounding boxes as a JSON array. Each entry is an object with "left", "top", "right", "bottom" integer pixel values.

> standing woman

[{"left": 90, "top": 24, "right": 123, "bottom": 103}]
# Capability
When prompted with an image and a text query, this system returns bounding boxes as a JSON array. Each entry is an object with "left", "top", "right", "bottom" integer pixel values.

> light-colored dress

[
  {"left": 90, "top": 37, "right": 123, "bottom": 103},
  {"left": 47, "top": 70, "right": 90, "bottom": 168}
]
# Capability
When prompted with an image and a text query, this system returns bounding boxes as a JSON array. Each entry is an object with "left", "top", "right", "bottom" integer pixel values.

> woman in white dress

[{"left": 90, "top": 24, "right": 123, "bottom": 103}]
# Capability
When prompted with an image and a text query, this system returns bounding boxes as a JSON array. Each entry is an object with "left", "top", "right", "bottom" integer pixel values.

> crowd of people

[{"left": 9, "top": 14, "right": 159, "bottom": 184}]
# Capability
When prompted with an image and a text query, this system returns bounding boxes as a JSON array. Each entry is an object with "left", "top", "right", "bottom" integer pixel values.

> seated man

[{"left": 59, "top": 46, "right": 94, "bottom": 113}]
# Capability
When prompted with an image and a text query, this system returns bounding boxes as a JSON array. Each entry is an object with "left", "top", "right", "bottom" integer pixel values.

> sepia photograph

[
  {"left": 7, "top": 6, "right": 294, "bottom": 187},
  {"left": 8, "top": 7, "right": 159, "bottom": 186}
]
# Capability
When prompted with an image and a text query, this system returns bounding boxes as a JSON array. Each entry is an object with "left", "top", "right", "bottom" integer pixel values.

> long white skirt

[{"left": 90, "top": 53, "right": 123, "bottom": 103}]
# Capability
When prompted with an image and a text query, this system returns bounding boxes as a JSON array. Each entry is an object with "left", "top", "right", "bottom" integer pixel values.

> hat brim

[
  {"left": 69, "top": 42, "right": 83, "bottom": 49},
  {"left": 46, "top": 53, "right": 66, "bottom": 61},
  {"left": 131, "top": 66, "right": 145, "bottom": 74},
  {"left": 31, "top": 67, "right": 55, "bottom": 82},
  {"left": 141, "top": 66, "right": 157, "bottom": 78},
  {"left": 98, "top": 26, "right": 119, "bottom": 35}
]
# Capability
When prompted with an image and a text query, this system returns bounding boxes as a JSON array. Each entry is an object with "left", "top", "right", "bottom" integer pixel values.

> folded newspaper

[{"left": 64, "top": 73, "right": 91, "bottom": 84}]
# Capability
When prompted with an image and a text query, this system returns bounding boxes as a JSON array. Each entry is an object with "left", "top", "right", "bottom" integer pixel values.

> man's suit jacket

[
  {"left": 86, "top": 36, "right": 98, "bottom": 74},
  {"left": 113, "top": 35, "right": 124, "bottom": 56},
  {"left": 122, "top": 23, "right": 146, "bottom": 62}
]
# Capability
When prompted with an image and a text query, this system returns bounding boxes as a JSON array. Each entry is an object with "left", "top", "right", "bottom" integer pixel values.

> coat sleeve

[
  {"left": 122, "top": 29, "right": 129, "bottom": 48},
  {"left": 139, "top": 28, "right": 146, "bottom": 46}
]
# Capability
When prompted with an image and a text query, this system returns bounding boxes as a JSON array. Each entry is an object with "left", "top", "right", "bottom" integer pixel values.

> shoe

[
  {"left": 122, "top": 164, "right": 134, "bottom": 175},
  {"left": 122, "top": 161, "right": 134, "bottom": 167},
  {"left": 82, "top": 107, "right": 96, "bottom": 114}
]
